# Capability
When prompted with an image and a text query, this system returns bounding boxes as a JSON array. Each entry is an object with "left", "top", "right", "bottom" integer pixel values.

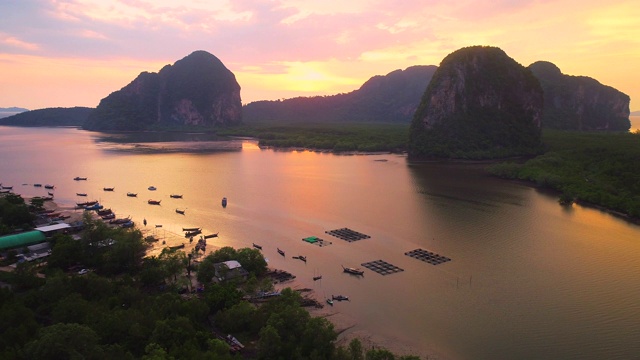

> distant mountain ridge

[
  {"left": 84, "top": 50, "right": 242, "bottom": 131},
  {"left": 528, "top": 61, "right": 630, "bottom": 131},
  {"left": 0, "top": 107, "right": 29, "bottom": 119},
  {"left": 242, "top": 65, "right": 438, "bottom": 123},
  {"left": 0, "top": 107, "right": 93, "bottom": 126}
]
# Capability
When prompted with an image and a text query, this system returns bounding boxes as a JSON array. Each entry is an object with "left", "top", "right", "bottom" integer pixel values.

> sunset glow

[{"left": 1, "top": 0, "right": 638, "bottom": 111}]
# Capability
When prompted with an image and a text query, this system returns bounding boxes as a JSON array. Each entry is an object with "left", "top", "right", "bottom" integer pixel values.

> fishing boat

[
  {"left": 175, "top": 209, "right": 185, "bottom": 215},
  {"left": 313, "top": 275, "right": 322, "bottom": 281},
  {"left": 148, "top": 199, "right": 161, "bottom": 205},
  {"left": 326, "top": 298, "right": 334, "bottom": 306},
  {"left": 84, "top": 203, "right": 103, "bottom": 211},
  {"left": 169, "top": 244, "right": 185, "bottom": 250},
  {"left": 97, "top": 208, "right": 113, "bottom": 216},
  {"left": 342, "top": 265, "right": 365, "bottom": 276},
  {"left": 185, "top": 229, "right": 202, "bottom": 237},
  {"left": 2, "top": 185, "right": 13, "bottom": 189},
  {"left": 103, "top": 187, "right": 115, "bottom": 191},
  {"left": 148, "top": 186, "right": 156, "bottom": 191},
  {"left": 76, "top": 200, "right": 97, "bottom": 206},
  {"left": 182, "top": 227, "right": 200, "bottom": 232},
  {"left": 121, "top": 220, "right": 135, "bottom": 228},
  {"left": 253, "top": 243, "right": 263, "bottom": 250},
  {"left": 293, "top": 255, "right": 307, "bottom": 262},
  {"left": 332, "top": 295, "right": 350, "bottom": 301},
  {"left": 44, "top": 184, "right": 54, "bottom": 189},
  {"left": 101, "top": 213, "right": 115, "bottom": 220},
  {"left": 204, "top": 233, "right": 219, "bottom": 239},
  {"left": 127, "top": 192, "right": 137, "bottom": 197},
  {"left": 76, "top": 193, "right": 88, "bottom": 197},
  {"left": 277, "top": 248, "right": 285, "bottom": 256},
  {"left": 170, "top": 194, "right": 183, "bottom": 198},
  {"left": 47, "top": 192, "right": 54, "bottom": 196},
  {"left": 109, "top": 217, "right": 131, "bottom": 225},
  {"left": 73, "top": 177, "right": 88, "bottom": 181},
  {"left": 33, "top": 184, "right": 42, "bottom": 187},
  {"left": 221, "top": 197, "right": 227, "bottom": 207}
]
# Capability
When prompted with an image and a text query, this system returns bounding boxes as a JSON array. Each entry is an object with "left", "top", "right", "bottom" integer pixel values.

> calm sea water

[{"left": 1, "top": 126, "right": 640, "bottom": 359}]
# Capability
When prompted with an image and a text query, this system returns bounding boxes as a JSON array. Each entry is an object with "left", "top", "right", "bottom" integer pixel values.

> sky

[{"left": 1, "top": 0, "right": 639, "bottom": 111}]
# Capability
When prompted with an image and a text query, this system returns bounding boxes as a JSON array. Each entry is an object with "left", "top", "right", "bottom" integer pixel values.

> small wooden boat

[
  {"left": 332, "top": 295, "right": 350, "bottom": 301},
  {"left": 101, "top": 213, "right": 115, "bottom": 220},
  {"left": 175, "top": 209, "right": 185, "bottom": 215},
  {"left": 97, "top": 208, "right": 112, "bottom": 216},
  {"left": 121, "top": 221, "right": 134, "bottom": 228},
  {"left": 182, "top": 227, "right": 200, "bottom": 232},
  {"left": 169, "top": 244, "right": 185, "bottom": 250},
  {"left": 204, "top": 233, "right": 218, "bottom": 239},
  {"left": 84, "top": 203, "right": 103, "bottom": 211},
  {"left": 170, "top": 194, "right": 183, "bottom": 198},
  {"left": 313, "top": 275, "right": 322, "bottom": 281},
  {"left": 148, "top": 186, "right": 156, "bottom": 191},
  {"left": 148, "top": 199, "right": 161, "bottom": 205},
  {"left": 221, "top": 197, "right": 227, "bottom": 207},
  {"left": 77, "top": 200, "right": 97, "bottom": 206},
  {"left": 277, "top": 248, "right": 285, "bottom": 256},
  {"left": 48, "top": 192, "right": 55, "bottom": 196},
  {"left": 293, "top": 255, "right": 307, "bottom": 262},
  {"left": 33, "top": 184, "right": 42, "bottom": 187},
  {"left": 103, "top": 187, "right": 115, "bottom": 191},
  {"left": 2, "top": 185, "right": 13, "bottom": 189},
  {"left": 253, "top": 243, "right": 262, "bottom": 250},
  {"left": 342, "top": 265, "right": 364, "bottom": 276},
  {"left": 45, "top": 184, "right": 55, "bottom": 189},
  {"left": 109, "top": 217, "right": 131, "bottom": 224},
  {"left": 155, "top": 224, "right": 163, "bottom": 228},
  {"left": 185, "top": 229, "right": 202, "bottom": 237},
  {"left": 73, "top": 177, "right": 88, "bottom": 181},
  {"left": 46, "top": 212, "right": 61, "bottom": 218},
  {"left": 127, "top": 192, "right": 137, "bottom": 197},
  {"left": 76, "top": 193, "right": 88, "bottom": 197},
  {"left": 326, "top": 298, "right": 334, "bottom": 306}
]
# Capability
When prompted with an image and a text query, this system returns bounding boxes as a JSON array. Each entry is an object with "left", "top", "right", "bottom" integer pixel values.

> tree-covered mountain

[
  {"left": 84, "top": 51, "right": 242, "bottom": 131},
  {"left": 528, "top": 61, "right": 630, "bottom": 131},
  {"left": 409, "top": 46, "right": 544, "bottom": 159},
  {"left": 0, "top": 107, "right": 93, "bottom": 127},
  {"left": 242, "top": 65, "right": 438, "bottom": 123}
]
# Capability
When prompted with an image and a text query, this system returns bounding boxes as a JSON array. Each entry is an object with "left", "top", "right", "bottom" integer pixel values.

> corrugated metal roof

[
  {"left": 0, "top": 231, "right": 47, "bottom": 251},
  {"left": 34, "top": 223, "right": 71, "bottom": 232}
]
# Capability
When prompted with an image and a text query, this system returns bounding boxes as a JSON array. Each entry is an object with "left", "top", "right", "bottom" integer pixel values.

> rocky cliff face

[
  {"left": 84, "top": 51, "right": 241, "bottom": 131},
  {"left": 528, "top": 61, "right": 630, "bottom": 131},
  {"left": 409, "top": 46, "right": 544, "bottom": 159},
  {"left": 242, "top": 65, "right": 438, "bottom": 123}
]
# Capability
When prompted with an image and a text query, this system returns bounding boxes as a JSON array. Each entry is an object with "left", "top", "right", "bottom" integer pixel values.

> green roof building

[{"left": 0, "top": 231, "right": 47, "bottom": 251}]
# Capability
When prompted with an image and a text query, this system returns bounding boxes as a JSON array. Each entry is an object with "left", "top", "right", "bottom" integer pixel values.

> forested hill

[
  {"left": 0, "top": 107, "right": 29, "bottom": 119},
  {"left": 0, "top": 107, "right": 93, "bottom": 127},
  {"left": 242, "top": 65, "right": 438, "bottom": 124}
]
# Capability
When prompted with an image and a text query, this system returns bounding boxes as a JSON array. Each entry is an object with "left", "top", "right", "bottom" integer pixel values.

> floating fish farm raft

[
  {"left": 405, "top": 249, "right": 451, "bottom": 265},
  {"left": 325, "top": 228, "right": 371, "bottom": 242},
  {"left": 302, "top": 236, "right": 332, "bottom": 247},
  {"left": 361, "top": 260, "right": 404, "bottom": 275}
]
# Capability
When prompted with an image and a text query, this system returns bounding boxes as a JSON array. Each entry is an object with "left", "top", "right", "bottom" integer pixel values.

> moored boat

[
  {"left": 313, "top": 275, "right": 322, "bottom": 281},
  {"left": 293, "top": 255, "right": 307, "bottom": 262},
  {"left": 48, "top": 192, "right": 54, "bottom": 196},
  {"left": 127, "top": 192, "right": 137, "bottom": 197},
  {"left": 73, "top": 177, "right": 87, "bottom": 181},
  {"left": 109, "top": 217, "right": 131, "bottom": 224},
  {"left": 253, "top": 243, "right": 262, "bottom": 250},
  {"left": 101, "top": 213, "right": 116, "bottom": 220},
  {"left": 170, "top": 194, "right": 183, "bottom": 198},
  {"left": 185, "top": 229, "right": 202, "bottom": 237},
  {"left": 204, "top": 233, "right": 218, "bottom": 239},
  {"left": 148, "top": 186, "right": 156, "bottom": 191},
  {"left": 84, "top": 203, "right": 103, "bottom": 211},
  {"left": 103, "top": 187, "right": 115, "bottom": 191},
  {"left": 175, "top": 209, "right": 185, "bottom": 215},
  {"left": 97, "top": 208, "right": 113, "bottom": 216},
  {"left": 182, "top": 227, "right": 200, "bottom": 232},
  {"left": 332, "top": 294, "right": 350, "bottom": 301},
  {"left": 148, "top": 199, "right": 161, "bottom": 205},
  {"left": 326, "top": 298, "right": 334, "bottom": 306},
  {"left": 2, "top": 185, "right": 13, "bottom": 189},
  {"left": 33, "top": 184, "right": 42, "bottom": 187},
  {"left": 342, "top": 265, "right": 364, "bottom": 276},
  {"left": 169, "top": 244, "right": 185, "bottom": 250},
  {"left": 45, "top": 184, "right": 55, "bottom": 189},
  {"left": 221, "top": 197, "right": 227, "bottom": 207},
  {"left": 121, "top": 220, "right": 135, "bottom": 228},
  {"left": 76, "top": 193, "right": 88, "bottom": 197},
  {"left": 277, "top": 248, "right": 285, "bottom": 256},
  {"left": 77, "top": 200, "right": 97, "bottom": 206}
]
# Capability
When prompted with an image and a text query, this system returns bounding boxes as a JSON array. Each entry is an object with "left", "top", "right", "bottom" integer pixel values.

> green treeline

[
  {"left": 0, "top": 201, "right": 419, "bottom": 359},
  {"left": 220, "top": 123, "right": 410, "bottom": 153},
  {"left": 489, "top": 130, "right": 640, "bottom": 218}
]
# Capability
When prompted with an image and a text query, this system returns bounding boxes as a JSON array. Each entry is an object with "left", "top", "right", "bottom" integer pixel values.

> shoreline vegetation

[{"left": 0, "top": 194, "right": 428, "bottom": 359}]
